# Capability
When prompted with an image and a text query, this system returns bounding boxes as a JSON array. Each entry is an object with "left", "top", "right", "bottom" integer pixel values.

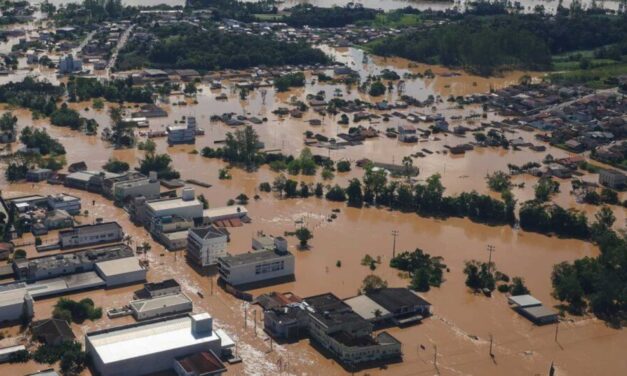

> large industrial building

[
  {"left": 13, "top": 243, "right": 134, "bottom": 282},
  {"left": 186, "top": 226, "right": 228, "bottom": 267},
  {"left": 86, "top": 312, "right": 234, "bottom": 376}
]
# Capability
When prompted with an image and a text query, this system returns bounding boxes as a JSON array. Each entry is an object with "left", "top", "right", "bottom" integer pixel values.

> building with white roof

[
  {"left": 134, "top": 188, "right": 203, "bottom": 229},
  {"left": 95, "top": 257, "right": 147, "bottom": 287},
  {"left": 129, "top": 293, "right": 192, "bottom": 321},
  {"left": 86, "top": 312, "right": 233, "bottom": 376},
  {"left": 202, "top": 205, "right": 248, "bottom": 224}
]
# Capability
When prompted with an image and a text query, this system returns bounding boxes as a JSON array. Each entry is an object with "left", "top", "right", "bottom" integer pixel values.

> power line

[{"left": 392, "top": 230, "right": 399, "bottom": 258}]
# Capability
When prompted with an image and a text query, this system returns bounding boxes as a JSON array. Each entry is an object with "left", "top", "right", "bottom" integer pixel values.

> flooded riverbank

[{"left": 0, "top": 10, "right": 625, "bottom": 375}]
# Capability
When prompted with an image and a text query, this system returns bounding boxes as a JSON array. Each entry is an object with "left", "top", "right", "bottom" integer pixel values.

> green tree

[
  {"left": 368, "top": 81, "right": 386, "bottom": 96},
  {"left": 346, "top": 178, "right": 363, "bottom": 207},
  {"left": 361, "top": 274, "right": 388, "bottom": 293},
  {"left": 102, "top": 158, "right": 129, "bottom": 173},
  {"left": 295, "top": 226, "right": 313, "bottom": 248},
  {"left": 0, "top": 112, "right": 17, "bottom": 132},
  {"left": 510, "top": 277, "right": 530, "bottom": 296}
]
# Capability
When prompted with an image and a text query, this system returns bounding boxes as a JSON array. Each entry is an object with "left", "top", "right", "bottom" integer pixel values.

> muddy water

[{"left": 0, "top": 46, "right": 625, "bottom": 376}]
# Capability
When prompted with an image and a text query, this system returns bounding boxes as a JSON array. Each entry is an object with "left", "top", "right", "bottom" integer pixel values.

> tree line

[
  {"left": 369, "top": 8, "right": 627, "bottom": 75},
  {"left": 118, "top": 23, "right": 329, "bottom": 72}
]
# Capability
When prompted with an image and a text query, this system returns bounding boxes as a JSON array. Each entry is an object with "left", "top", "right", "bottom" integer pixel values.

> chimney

[
  {"left": 181, "top": 187, "right": 195, "bottom": 201},
  {"left": 148, "top": 171, "right": 158, "bottom": 182},
  {"left": 191, "top": 312, "right": 213, "bottom": 335}
]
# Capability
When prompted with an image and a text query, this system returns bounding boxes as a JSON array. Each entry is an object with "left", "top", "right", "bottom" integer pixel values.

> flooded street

[{"left": 0, "top": 5, "right": 625, "bottom": 376}]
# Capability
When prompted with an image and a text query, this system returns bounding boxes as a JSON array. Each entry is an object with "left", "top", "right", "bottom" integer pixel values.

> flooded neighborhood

[{"left": 0, "top": 1, "right": 625, "bottom": 376}]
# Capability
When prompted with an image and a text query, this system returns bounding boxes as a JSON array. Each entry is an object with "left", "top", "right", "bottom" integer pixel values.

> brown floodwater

[{"left": 0, "top": 45, "right": 625, "bottom": 376}]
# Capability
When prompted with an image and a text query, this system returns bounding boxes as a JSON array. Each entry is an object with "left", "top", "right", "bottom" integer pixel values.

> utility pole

[
  {"left": 210, "top": 277, "right": 214, "bottom": 296},
  {"left": 489, "top": 334, "right": 494, "bottom": 358},
  {"left": 254, "top": 310, "right": 257, "bottom": 336},
  {"left": 244, "top": 304, "right": 247, "bottom": 329},
  {"left": 554, "top": 322, "right": 559, "bottom": 343},
  {"left": 433, "top": 344, "right": 439, "bottom": 375},
  {"left": 391, "top": 230, "right": 399, "bottom": 258},
  {"left": 486, "top": 244, "right": 496, "bottom": 268}
]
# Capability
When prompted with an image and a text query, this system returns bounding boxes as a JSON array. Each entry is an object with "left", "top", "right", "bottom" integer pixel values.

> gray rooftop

[
  {"left": 16, "top": 244, "right": 133, "bottom": 273},
  {"left": 219, "top": 249, "right": 292, "bottom": 267},
  {"left": 190, "top": 226, "right": 226, "bottom": 240},
  {"left": 59, "top": 222, "right": 122, "bottom": 237}
]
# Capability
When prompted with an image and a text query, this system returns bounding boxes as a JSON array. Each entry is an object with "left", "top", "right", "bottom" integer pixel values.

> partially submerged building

[
  {"left": 13, "top": 243, "right": 134, "bottom": 282},
  {"left": 187, "top": 226, "right": 228, "bottom": 267},
  {"left": 218, "top": 247, "right": 294, "bottom": 290},
  {"left": 58, "top": 222, "right": 124, "bottom": 249},
  {"left": 129, "top": 293, "right": 193, "bottom": 321},
  {"left": 103, "top": 171, "right": 160, "bottom": 202},
  {"left": 167, "top": 116, "right": 197, "bottom": 145},
  {"left": 134, "top": 279, "right": 181, "bottom": 300},
  {"left": 508, "top": 294, "right": 558, "bottom": 325}
]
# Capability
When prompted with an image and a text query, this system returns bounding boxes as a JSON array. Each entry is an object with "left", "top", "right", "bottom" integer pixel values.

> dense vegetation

[
  {"left": 138, "top": 153, "right": 180, "bottom": 179},
  {"left": 117, "top": 23, "right": 329, "bottom": 72},
  {"left": 186, "top": 0, "right": 277, "bottom": 23},
  {"left": 284, "top": 4, "right": 379, "bottom": 28},
  {"left": 20, "top": 127, "right": 66, "bottom": 155},
  {"left": 102, "top": 158, "right": 129, "bottom": 173},
  {"left": 67, "top": 77, "right": 154, "bottom": 103},
  {"left": 464, "top": 260, "right": 496, "bottom": 292},
  {"left": 550, "top": 207, "right": 626, "bottom": 324},
  {"left": 52, "top": 298, "right": 102, "bottom": 324},
  {"left": 274, "top": 72, "right": 306, "bottom": 92},
  {"left": 390, "top": 249, "right": 447, "bottom": 292},
  {"left": 0, "top": 77, "right": 63, "bottom": 116},
  {"left": 519, "top": 200, "right": 590, "bottom": 239},
  {"left": 52, "top": 0, "right": 137, "bottom": 26},
  {"left": 369, "top": 7, "right": 627, "bottom": 75},
  {"left": 33, "top": 340, "right": 87, "bottom": 375}
]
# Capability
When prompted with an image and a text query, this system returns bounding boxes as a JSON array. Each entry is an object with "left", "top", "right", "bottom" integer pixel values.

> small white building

[
  {"left": 218, "top": 248, "right": 295, "bottom": 289},
  {"left": 129, "top": 293, "right": 193, "bottom": 321},
  {"left": 95, "top": 257, "right": 147, "bottom": 287},
  {"left": 202, "top": 205, "right": 248, "bottom": 224},
  {"left": 187, "top": 226, "right": 228, "bottom": 267},
  {"left": 86, "top": 312, "right": 233, "bottom": 376}
]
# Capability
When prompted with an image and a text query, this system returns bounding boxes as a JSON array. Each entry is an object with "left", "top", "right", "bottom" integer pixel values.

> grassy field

[
  {"left": 550, "top": 48, "right": 627, "bottom": 88},
  {"left": 357, "top": 13, "right": 422, "bottom": 28}
]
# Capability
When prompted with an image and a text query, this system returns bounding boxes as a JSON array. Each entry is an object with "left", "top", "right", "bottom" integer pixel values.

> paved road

[{"left": 106, "top": 24, "right": 135, "bottom": 77}]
